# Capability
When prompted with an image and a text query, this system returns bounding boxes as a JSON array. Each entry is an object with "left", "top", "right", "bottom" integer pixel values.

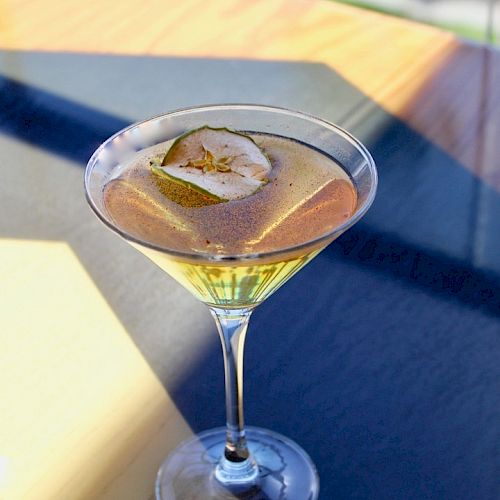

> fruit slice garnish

[{"left": 151, "top": 126, "right": 272, "bottom": 202}]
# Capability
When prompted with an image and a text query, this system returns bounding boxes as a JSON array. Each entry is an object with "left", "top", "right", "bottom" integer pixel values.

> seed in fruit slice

[{"left": 152, "top": 126, "right": 272, "bottom": 201}]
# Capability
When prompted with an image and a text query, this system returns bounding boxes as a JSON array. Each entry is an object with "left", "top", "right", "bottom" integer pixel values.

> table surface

[{"left": 1, "top": 1, "right": 499, "bottom": 499}]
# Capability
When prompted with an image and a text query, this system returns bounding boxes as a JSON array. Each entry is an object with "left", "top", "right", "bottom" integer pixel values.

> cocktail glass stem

[{"left": 209, "top": 306, "right": 259, "bottom": 486}]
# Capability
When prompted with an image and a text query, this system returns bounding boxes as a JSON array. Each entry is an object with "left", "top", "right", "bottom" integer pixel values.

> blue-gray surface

[{"left": 0, "top": 50, "right": 498, "bottom": 500}]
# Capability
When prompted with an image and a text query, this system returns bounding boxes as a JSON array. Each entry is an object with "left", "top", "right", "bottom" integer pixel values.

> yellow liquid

[
  {"left": 104, "top": 134, "right": 357, "bottom": 308},
  {"left": 135, "top": 244, "right": 322, "bottom": 308}
]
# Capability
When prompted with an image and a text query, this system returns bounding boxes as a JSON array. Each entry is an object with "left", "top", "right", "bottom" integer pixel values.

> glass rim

[{"left": 84, "top": 103, "right": 378, "bottom": 262}]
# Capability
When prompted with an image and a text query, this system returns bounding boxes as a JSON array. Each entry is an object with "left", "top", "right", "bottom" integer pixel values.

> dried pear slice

[{"left": 152, "top": 126, "right": 272, "bottom": 201}]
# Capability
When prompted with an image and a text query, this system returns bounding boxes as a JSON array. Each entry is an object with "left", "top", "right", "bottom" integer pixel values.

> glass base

[{"left": 156, "top": 426, "right": 319, "bottom": 499}]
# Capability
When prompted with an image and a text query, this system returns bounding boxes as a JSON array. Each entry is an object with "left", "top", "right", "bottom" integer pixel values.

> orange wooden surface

[{"left": 0, "top": 0, "right": 456, "bottom": 109}]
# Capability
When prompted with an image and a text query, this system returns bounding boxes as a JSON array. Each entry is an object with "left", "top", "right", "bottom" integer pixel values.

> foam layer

[{"left": 103, "top": 133, "right": 357, "bottom": 255}]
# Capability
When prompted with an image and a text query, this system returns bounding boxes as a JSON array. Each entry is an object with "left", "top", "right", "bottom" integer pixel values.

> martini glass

[{"left": 85, "top": 104, "right": 377, "bottom": 499}]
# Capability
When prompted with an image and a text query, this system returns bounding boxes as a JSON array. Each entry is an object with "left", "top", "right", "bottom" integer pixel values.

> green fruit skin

[{"left": 151, "top": 165, "right": 227, "bottom": 202}]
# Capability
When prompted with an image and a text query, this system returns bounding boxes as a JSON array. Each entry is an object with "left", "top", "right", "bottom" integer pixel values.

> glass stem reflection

[{"left": 210, "top": 307, "right": 259, "bottom": 484}]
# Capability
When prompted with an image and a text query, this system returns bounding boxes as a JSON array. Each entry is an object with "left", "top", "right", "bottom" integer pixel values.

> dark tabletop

[{"left": 1, "top": 1, "right": 499, "bottom": 499}]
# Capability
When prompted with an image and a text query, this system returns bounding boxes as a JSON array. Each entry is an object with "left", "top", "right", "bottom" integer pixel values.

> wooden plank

[{"left": 0, "top": 0, "right": 456, "bottom": 106}]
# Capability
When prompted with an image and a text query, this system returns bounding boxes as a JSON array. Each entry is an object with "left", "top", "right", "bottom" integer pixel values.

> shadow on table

[{"left": 1, "top": 50, "right": 499, "bottom": 500}]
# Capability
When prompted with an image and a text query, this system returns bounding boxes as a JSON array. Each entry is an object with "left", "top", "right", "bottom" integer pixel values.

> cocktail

[{"left": 85, "top": 104, "right": 377, "bottom": 499}]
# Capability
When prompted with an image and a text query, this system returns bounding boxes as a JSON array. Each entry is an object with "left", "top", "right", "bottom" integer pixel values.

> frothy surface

[{"left": 103, "top": 133, "right": 357, "bottom": 255}]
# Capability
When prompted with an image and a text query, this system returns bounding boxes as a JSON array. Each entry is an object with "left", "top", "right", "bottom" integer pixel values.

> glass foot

[{"left": 156, "top": 426, "right": 319, "bottom": 499}]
